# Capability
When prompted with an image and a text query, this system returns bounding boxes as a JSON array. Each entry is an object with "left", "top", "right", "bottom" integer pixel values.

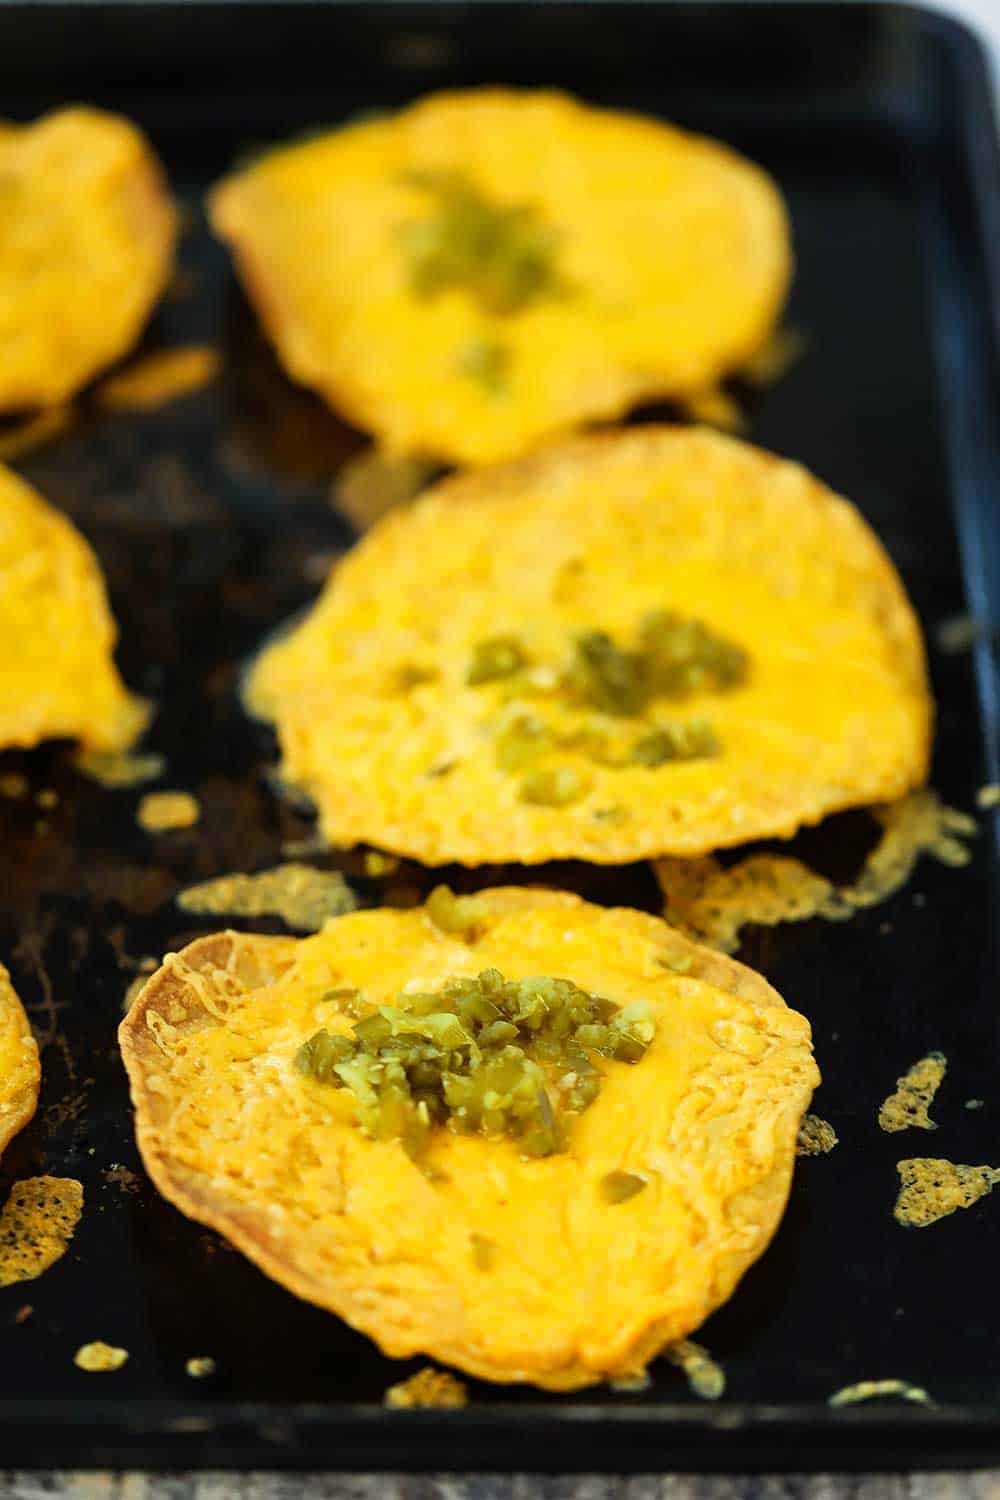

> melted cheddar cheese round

[
  {"left": 245, "top": 426, "right": 931, "bottom": 866},
  {"left": 0, "top": 107, "right": 176, "bottom": 410},
  {"left": 0, "top": 464, "right": 148, "bottom": 752},
  {"left": 210, "top": 89, "right": 790, "bottom": 465},
  {"left": 120, "top": 888, "right": 818, "bottom": 1389}
]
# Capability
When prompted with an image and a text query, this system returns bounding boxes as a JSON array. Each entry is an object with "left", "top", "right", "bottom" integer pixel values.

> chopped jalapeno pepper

[{"left": 296, "top": 962, "right": 656, "bottom": 1161}]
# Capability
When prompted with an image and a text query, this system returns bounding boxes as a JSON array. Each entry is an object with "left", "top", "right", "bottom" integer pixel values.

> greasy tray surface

[{"left": 0, "top": 0, "right": 999, "bottom": 1472}]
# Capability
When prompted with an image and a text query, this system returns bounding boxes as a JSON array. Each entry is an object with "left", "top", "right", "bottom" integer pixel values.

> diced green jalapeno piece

[
  {"left": 630, "top": 720, "right": 720, "bottom": 765},
  {"left": 467, "top": 636, "right": 528, "bottom": 685},
  {"left": 426, "top": 883, "right": 488, "bottom": 939},
  {"left": 495, "top": 714, "right": 551, "bottom": 772},
  {"left": 295, "top": 1028, "right": 354, "bottom": 1083},
  {"left": 520, "top": 765, "right": 590, "bottom": 807},
  {"left": 458, "top": 338, "right": 511, "bottom": 394},
  {"left": 572, "top": 631, "right": 650, "bottom": 717},
  {"left": 400, "top": 169, "right": 565, "bottom": 317},
  {"left": 394, "top": 663, "right": 438, "bottom": 693},
  {"left": 600, "top": 1170, "right": 647, "bottom": 1204},
  {"left": 640, "top": 610, "right": 748, "bottom": 698},
  {"left": 295, "top": 963, "right": 655, "bottom": 1161}
]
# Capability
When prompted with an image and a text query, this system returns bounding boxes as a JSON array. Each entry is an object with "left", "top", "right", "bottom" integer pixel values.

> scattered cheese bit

[
  {"left": 837, "top": 792, "right": 975, "bottom": 909},
  {"left": 363, "top": 850, "right": 401, "bottom": 878},
  {"left": 177, "top": 864, "right": 357, "bottom": 931},
  {"left": 609, "top": 1370, "right": 652, "bottom": 1393},
  {"left": 679, "top": 385, "right": 746, "bottom": 433},
  {"left": 656, "top": 851, "right": 836, "bottom": 954},
  {"left": 965, "top": 1098, "right": 985, "bottom": 1111},
  {"left": 384, "top": 1367, "right": 468, "bottom": 1409},
  {"left": 0, "top": 772, "right": 28, "bottom": 799},
  {"left": 894, "top": 1159, "right": 1000, "bottom": 1228},
  {"left": 0, "top": 405, "right": 73, "bottom": 461},
  {"left": 935, "top": 614, "right": 983, "bottom": 654},
  {"left": 75, "top": 1341, "right": 129, "bottom": 1372},
  {"left": 334, "top": 450, "right": 438, "bottom": 531},
  {"left": 829, "top": 1379, "right": 931, "bottom": 1408},
  {"left": 976, "top": 784, "right": 1000, "bottom": 810},
  {"left": 0, "top": 1177, "right": 84, "bottom": 1287},
  {"left": 75, "top": 748, "right": 165, "bottom": 788},
  {"left": 739, "top": 325, "right": 806, "bottom": 387},
  {"left": 35, "top": 789, "right": 58, "bottom": 810},
  {"left": 96, "top": 345, "right": 220, "bottom": 412},
  {"left": 797, "top": 1114, "right": 839, "bottom": 1155},
  {"left": 281, "top": 831, "right": 328, "bottom": 859},
  {"left": 137, "top": 791, "right": 200, "bottom": 832},
  {"left": 13, "top": 1304, "right": 33, "bottom": 1325},
  {"left": 665, "top": 1339, "right": 725, "bottom": 1400},
  {"left": 655, "top": 791, "right": 976, "bottom": 954},
  {"left": 878, "top": 1053, "right": 947, "bottom": 1133},
  {"left": 102, "top": 1164, "right": 142, "bottom": 1194},
  {"left": 186, "top": 1356, "right": 216, "bottom": 1379}
]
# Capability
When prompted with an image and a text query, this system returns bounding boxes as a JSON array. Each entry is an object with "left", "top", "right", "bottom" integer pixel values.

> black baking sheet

[{"left": 0, "top": 0, "right": 999, "bottom": 1472}]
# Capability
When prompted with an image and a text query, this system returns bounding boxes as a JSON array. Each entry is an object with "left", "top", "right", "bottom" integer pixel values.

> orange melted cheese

[
  {"left": 0, "top": 464, "right": 147, "bottom": 752},
  {"left": 0, "top": 108, "right": 176, "bottom": 410},
  {"left": 246, "top": 427, "right": 931, "bottom": 865},
  {"left": 96, "top": 345, "right": 220, "bottom": 412},
  {"left": 211, "top": 89, "right": 790, "bottom": 466},
  {"left": 120, "top": 889, "right": 818, "bottom": 1388}
]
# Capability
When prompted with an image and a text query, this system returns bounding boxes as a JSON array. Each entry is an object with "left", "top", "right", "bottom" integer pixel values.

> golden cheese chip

[
  {"left": 0, "top": 464, "right": 148, "bottom": 752},
  {"left": 0, "top": 405, "right": 74, "bottom": 462},
  {"left": 829, "top": 1379, "right": 931, "bottom": 1408},
  {"left": 0, "top": 963, "right": 40, "bottom": 1159},
  {"left": 878, "top": 1052, "right": 947, "bottom": 1134},
  {"left": 210, "top": 89, "right": 790, "bottom": 465},
  {"left": 119, "top": 888, "right": 818, "bottom": 1389},
  {"left": 0, "top": 1176, "right": 82, "bottom": 1285},
  {"left": 177, "top": 863, "right": 357, "bottom": 932},
  {"left": 384, "top": 1366, "right": 468, "bottom": 1409},
  {"left": 796, "top": 1114, "right": 838, "bottom": 1156},
  {"left": 0, "top": 107, "right": 177, "bottom": 411},
  {"left": 95, "top": 344, "right": 220, "bottom": 413},
  {"left": 136, "top": 790, "right": 200, "bottom": 832},
  {"left": 74, "top": 1340, "right": 129, "bottom": 1372},
  {"left": 894, "top": 1159, "right": 1000, "bottom": 1228},
  {"left": 666, "top": 1339, "right": 726, "bottom": 1400},
  {"left": 654, "top": 791, "right": 974, "bottom": 954},
  {"left": 246, "top": 426, "right": 931, "bottom": 866}
]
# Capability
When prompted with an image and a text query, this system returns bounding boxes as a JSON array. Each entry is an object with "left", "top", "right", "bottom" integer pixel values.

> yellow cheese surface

[
  {"left": 0, "top": 464, "right": 148, "bottom": 751},
  {"left": 210, "top": 89, "right": 790, "bottom": 464},
  {"left": 120, "top": 888, "right": 818, "bottom": 1389},
  {"left": 0, "top": 107, "right": 176, "bottom": 410},
  {"left": 246, "top": 426, "right": 931, "bottom": 865}
]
